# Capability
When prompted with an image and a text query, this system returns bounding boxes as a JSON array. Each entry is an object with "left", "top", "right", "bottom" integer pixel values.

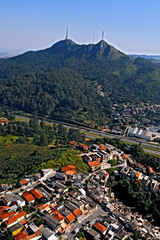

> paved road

[
  {"left": 63, "top": 205, "right": 107, "bottom": 240},
  {"left": 16, "top": 115, "right": 160, "bottom": 156}
]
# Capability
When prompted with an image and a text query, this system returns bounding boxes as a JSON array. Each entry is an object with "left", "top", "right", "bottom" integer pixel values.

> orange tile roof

[
  {"left": 20, "top": 230, "right": 41, "bottom": 240},
  {"left": 34, "top": 203, "right": 43, "bottom": 209},
  {"left": 93, "top": 222, "right": 107, "bottom": 233},
  {"left": 65, "top": 170, "right": 76, "bottom": 175},
  {"left": 105, "top": 172, "right": 109, "bottom": 176},
  {"left": 66, "top": 213, "right": 76, "bottom": 222},
  {"left": 70, "top": 141, "right": 76, "bottom": 145},
  {"left": 99, "top": 144, "right": 106, "bottom": 150},
  {"left": 148, "top": 166, "right": 154, "bottom": 173},
  {"left": 80, "top": 144, "right": 88, "bottom": 149},
  {"left": 30, "top": 188, "right": 43, "bottom": 199},
  {"left": 5, "top": 211, "right": 27, "bottom": 226},
  {"left": 22, "top": 192, "right": 35, "bottom": 202},
  {"left": 51, "top": 210, "right": 64, "bottom": 222},
  {"left": 0, "top": 206, "right": 9, "bottom": 213},
  {"left": 73, "top": 208, "right": 82, "bottom": 217},
  {"left": 61, "top": 165, "right": 76, "bottom": 172},
  {"left": 88, "top": 161, "right": 100, "bottom": 167},
  {"left": 136, "top": 172, "right": 141, "bottom": 178},
  {"left": 39, "top": 203, "right": 49, "bottom": 211},
  {"left": 20, "top": 179, "right": 28, "bottom": 185},
  {"left": 21, "top": 220, "right": 26, "bottom": 225},
  {"left": 0, "top": 210, "right": 15, "bottom": 221},
  {"left": 138, "top": 163, "right": 142, "bottom": 168},
  {"left": 14, "top": 231, "right": 28, "bottom": 240}
]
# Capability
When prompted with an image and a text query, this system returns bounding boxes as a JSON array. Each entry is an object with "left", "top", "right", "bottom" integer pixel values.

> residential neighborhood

[{"left": 0, "top": 141, "right": 159, "bottom": 240}]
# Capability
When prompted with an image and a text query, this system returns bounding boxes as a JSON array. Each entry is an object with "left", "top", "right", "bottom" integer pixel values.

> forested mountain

[{"left": 0, "top": 39, "right": 160, "bottom": 126}]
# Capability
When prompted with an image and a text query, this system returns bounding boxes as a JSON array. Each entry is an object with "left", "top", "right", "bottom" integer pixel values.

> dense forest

[{"left": 0, "top": 39, "right": 160, "bottom": 126}]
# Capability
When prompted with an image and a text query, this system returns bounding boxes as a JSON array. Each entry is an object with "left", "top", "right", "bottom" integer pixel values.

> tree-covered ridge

[
  {"left": 0, "top": 68, "right": 111, "bottom": 126},
  {"left": 0, "top": 39, "right": 160, "bottom": 125}
]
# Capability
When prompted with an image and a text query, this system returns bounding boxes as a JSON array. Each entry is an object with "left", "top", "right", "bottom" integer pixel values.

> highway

[{"left": 16, "top": 115, "right": 160, "bottom": 156}]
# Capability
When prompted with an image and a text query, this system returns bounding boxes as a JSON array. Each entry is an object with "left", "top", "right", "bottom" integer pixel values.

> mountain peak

[{"left": 47, "top": 38, "right": 126, "bottom": 60}]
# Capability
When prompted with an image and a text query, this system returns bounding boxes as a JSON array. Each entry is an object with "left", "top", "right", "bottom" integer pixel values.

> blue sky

[{"left": 0, "top": 0, "right": 160, "bottom": 54}]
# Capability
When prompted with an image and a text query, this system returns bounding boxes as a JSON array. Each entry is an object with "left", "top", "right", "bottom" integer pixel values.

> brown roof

[{"left": 14, "top": 231, "right": 28, "bottom": 240}]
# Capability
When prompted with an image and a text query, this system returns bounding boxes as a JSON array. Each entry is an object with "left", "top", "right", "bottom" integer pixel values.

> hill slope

[{"left": 0, "top": 39, "right": 160, "bottom": 125}]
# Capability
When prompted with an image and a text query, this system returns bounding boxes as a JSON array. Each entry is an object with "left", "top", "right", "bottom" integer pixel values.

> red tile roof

[
  {"left": 0, "top": 210, "right": 15, "bottom": 221},
  {"left": 136, "top": 172, "right": 141, "bottom": 178},
  {"left": 105, "top": 172, "right": 109, "bottom": 176},
  {"left": 20, "top": 179, "right": 28, "bottom": 185},
  {"left": 70, "top": 141, "right": 76, "bottom": 145},
  {"left": 80, "top": 144, "right": 88, "bottom": 149},
  {"left": 148, "top": 166, "right": 154, "bottom": 174},
  {"left": 61, "top": 165, "right": 76, "bottom": 172},
  {"left": 65, "top": 170, "right": 76, "bottom": 175},
  {"left": 93, "top": 222, "right": 107, "bottom": 233},
  {"left": 22, "top": 192, "right": 35, "bottom": 203},
  {"left": 73, "top": 208, "right": 82, "bottom": 217},
  {"left": 39, "top": 203, "right": 49, "bottom": 211},
  {"left": 88, "top": 161, "right": 100, "bottom": 167},
  {"left": 51, "top": 210, "right": 64, "bottom": 222},
  {"left": 66, "top": 213, "right": 76, "bottom": 222},
  {"left": 30, "top": 188, "right": 43, "bottom": 199},
  {"left": 5, "top": 211, "right": 27, "bottom": 226}
]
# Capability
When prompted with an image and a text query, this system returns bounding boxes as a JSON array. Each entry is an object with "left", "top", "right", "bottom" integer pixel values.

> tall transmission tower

[
  {"left": 102, "top": 31, "right": 104, "bottom": 40},
  {"left": 66, "top": 26, "right": 69, "bottom": 39}
]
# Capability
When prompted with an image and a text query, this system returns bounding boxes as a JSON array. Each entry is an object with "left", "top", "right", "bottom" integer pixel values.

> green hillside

[{"left": 0, "top": 39, "right": 160, "bottom": 126}]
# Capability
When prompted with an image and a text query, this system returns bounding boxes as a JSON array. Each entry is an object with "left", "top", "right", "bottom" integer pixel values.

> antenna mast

[
  {"left": 66, "top": 26, "right": 68, "bottom": 39},
  {"left": 102, "top": 31, "right": 104, "bottom": 40}
]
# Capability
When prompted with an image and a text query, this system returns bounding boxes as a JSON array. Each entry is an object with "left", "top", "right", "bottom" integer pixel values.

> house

[
  {"left": 14, "top": 230, "right": 28, "bottom": 240},
  {"left": 73, "top": 208, "right": 82, "bottom": 219},
  {"left": 55, "top": 182, "right": 68, "bottom": 193},
  {"left": 42, "top": 227, "right": 58, "bottom": 240},
  {"left": 147, "top": 166, "right": 154, "bottom": 175},
  {"left": 43, "top": 215, "right": 61, "bottom": 232},
  {"left": 8, "top": 222, "right": 23, "bottom": 236},
  {"left": 0, "top": 118, "right": 10, "bottom": 125},
  {"left": 69, "top": 141, "right": 77, "bottom": 148},
  {"left": 79, "top": 143, "right": 89, "bottom": 152},
  {"left": 19, "top": 179, "right": 28, "bottom": 187},
  {"left": 30, "top": 188, "right": 44, "bottom": 199},
  {"left": 84, "top": 228, "right": 101, "bottom": 240},
  {"left": 5, "top": 211, "right": 27, "bottom": 228},
  {"left": 2, "top": 194, "right": 15, "bottom": 205},
  {"left": 61, "top": 165, "right": 76, "bottom": 175},
  {"left": 88, "top": 161, "right": 101, "bottom": 172},
  {"left": 66, "top": 213, "right": 76, "bottom": 224},
  {"left": 0, "top": 210, "right": 15, "bottom": 223},
  {"left": 22, "top": 192, "right": 35, "bottom": 204},
  {"left": 93, "top": 221, "right": 107, "bottom": 235}
]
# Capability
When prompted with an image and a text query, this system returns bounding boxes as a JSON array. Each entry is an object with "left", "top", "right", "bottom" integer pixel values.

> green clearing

[{"left": 0, "top": 143, "right": 89, "bottom": 184}]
